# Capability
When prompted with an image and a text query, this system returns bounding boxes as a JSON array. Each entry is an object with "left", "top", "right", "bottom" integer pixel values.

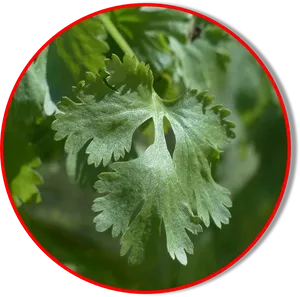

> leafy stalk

[{"left": 99, "top": 13, "right": 136, "bottom": 58}]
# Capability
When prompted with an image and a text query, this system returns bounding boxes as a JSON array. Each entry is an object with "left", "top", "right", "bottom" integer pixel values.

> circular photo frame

[{"left": 1, "top": 3, "right": 291, "bottom": 293}]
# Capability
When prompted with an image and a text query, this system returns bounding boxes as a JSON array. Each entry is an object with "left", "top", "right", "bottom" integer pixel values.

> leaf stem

[{"left": 99, "top": 13, "right": 136, "bottom": 58}]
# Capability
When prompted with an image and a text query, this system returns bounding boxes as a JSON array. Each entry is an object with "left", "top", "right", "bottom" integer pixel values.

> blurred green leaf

[
  {"left": 108, "top": 7, "right": 193, "bottom": 72},
  {"left": 169, "top": 38, "right": 230, "bottom": 92},
  {"left": 54, "top": 16, "right": 109, "bottom": 81},
  {"left": 14, "top": 47, "right": 56, "bottom": 121},
  {"left": 66, "top": 144, "right": 104, "bottom": 188},
  {"left": 4, "top": 112, "right": 43, "bottom": 205}
]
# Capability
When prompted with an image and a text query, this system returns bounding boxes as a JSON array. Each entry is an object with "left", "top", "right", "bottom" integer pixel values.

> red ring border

[{"left": 0, "top": 2, "right": 292, "bottom": 294}]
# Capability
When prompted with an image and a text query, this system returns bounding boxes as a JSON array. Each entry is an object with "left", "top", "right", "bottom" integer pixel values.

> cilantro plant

[{"left": 4, "top": 6, "right": 237, "bottom": 266}]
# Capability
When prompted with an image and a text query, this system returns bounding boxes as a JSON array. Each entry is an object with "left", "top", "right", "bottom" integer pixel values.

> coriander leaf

[
  {"left": 9, "top": 158, "right": 42, "bottom": 205},
  {"left": 165, "top": 91, "right": 233, "bottom": 228},
  {"left": 52, "top": 55, "right": 154, "bottom": 167},
  {"left": 108, "top": 7, "right": 193, "bottom": 72},
  {"left": 93, "top": 130, "right": 202, "bottom": 265},
  {"left": 54, "top": 54, "right": 235, "bottom": 265}
]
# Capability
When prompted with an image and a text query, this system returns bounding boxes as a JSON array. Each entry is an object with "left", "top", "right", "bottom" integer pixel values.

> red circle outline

[{"left": 0, "top": 2, "right": 291, "bottom": 294}]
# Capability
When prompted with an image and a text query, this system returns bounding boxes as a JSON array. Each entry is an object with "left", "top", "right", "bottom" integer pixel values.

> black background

[{"left": 0, "top": 0, "right": 299, "bottom": 297}]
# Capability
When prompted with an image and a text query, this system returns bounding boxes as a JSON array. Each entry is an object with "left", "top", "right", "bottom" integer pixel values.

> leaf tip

[{"left": 220, "top": 108, "right": 231, "bottom": 118}]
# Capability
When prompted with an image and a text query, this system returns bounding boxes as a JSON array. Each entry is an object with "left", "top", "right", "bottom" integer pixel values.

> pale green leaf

[
  {"left": 165, "top": 92, "right": 232, "bottom": 228},
  {"left": 53, "top": 54, "right": 234, "bottom": 265},
  {"left": 52, "top": 55, "right": 154, "bottom": 167},
  {"left": 93, "top": 136, "right": 202, "bottom": 265}
]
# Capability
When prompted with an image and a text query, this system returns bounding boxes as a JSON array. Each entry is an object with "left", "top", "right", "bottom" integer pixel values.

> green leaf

[
  {"left": 4, "top": 112, "right": 43, "bottom": 205},
  {"left": 165, "top": 92, "right": 232, "bottom": 228},
  {"left": 14, "top": 47, "right": 55, "bottom": 122},
  {"left": 203, "top": 24, "right": 230, "bottom": 45},
  {"left": 93, "top": 136, "right": 202, "bottom": 266},
  {"left": 33, "top": 47, "right": 57, "bottom": 116},
  {"left": 53, "top": 54, "right": 234, "bottom": 265},
  {"left": 169, "top": 38, "right": 230, "bottom": 92},
  {"left": 108, "top": 7, "right": 193, "bottom": 72},
  {"left": 52, "top": 55, "right": 154, "bottom": 167},
  {"left": 230, "top": 46, "right": 274, "bottom": 126},
  {"left": 30, "top": 115, "right": 65, "bottom": 163},
  {"left": 4, "top": 48, "right": 58, "bottom": 205},
  {"left": 193, "top": 18, "right": 230, "bottom": 45},
  {"left": 54, "top": 16, "right": 109, "bottom": 81}
]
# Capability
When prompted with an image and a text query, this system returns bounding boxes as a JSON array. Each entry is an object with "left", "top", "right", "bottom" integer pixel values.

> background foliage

[{"left": 3, "top": 6, "right": 288, "bottom": 291}]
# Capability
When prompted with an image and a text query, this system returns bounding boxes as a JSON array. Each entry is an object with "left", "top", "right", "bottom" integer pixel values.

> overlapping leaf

[
  {"left": 54, "top": 16, "right": 109, "bottom": 81},
  {"left": 146, "top": 21, "right": 231, "bottom": 101},
  {"left": 4, "top": 110, "right": 43, "bottom": 206},
  {"left": 66, "top": 145, "right": 104, "bottom": 188},
  {"left": 169, "top": 37, "right": 231, "bottom": 92},
  {"left": 3, "top": 49, "right": 54, "bottom": 205},
  {"left": 108, "top": 7, "right": 193, "bottom": 72}
]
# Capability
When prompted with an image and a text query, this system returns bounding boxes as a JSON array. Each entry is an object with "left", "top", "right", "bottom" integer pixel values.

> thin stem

[{"left": 99, "top": 14, "right": 136, "bottom": 58}]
